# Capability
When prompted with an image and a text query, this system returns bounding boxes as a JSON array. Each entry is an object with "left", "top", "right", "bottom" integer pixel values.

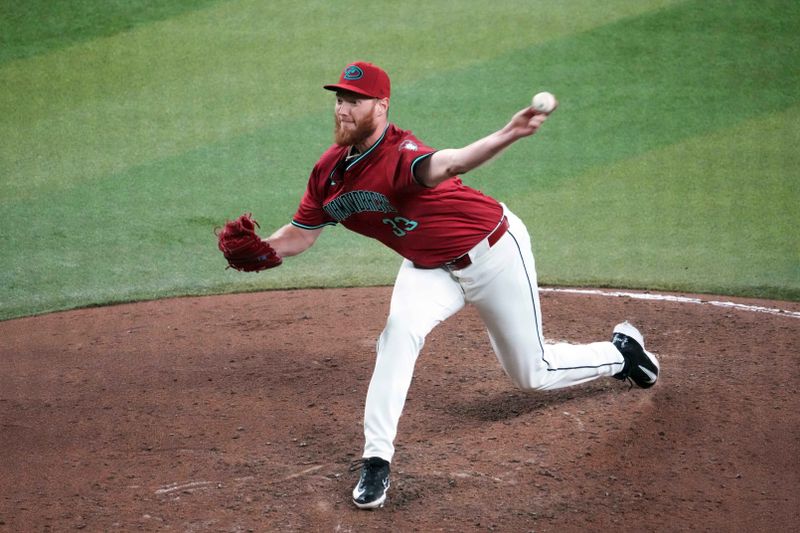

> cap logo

[{"left": 343, "top": 65, "right": 364, "bottom": 80}]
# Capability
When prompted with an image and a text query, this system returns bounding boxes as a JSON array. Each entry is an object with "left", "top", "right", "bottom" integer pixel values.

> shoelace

[
  {"left": 612, "top": 333, "right": 634, "bottom": 389},
  {"left": 349, "top": 457, "right": 390, "bottom": 483}
]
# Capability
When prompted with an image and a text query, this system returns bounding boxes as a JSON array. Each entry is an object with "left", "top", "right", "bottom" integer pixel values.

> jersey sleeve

[
  {"left": 291, "top": 167, "right": 338, "bottom": 230},
  {"left": 394, "top": 134, "right": 437, "bottom": 189}
]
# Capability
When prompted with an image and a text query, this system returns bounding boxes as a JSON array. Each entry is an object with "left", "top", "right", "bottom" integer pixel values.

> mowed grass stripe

[
  {"left": 408, "top": 0, "right": 800, "bottom": 195},
  {"left": 526, "top": 104, "right": 800, "bottom": 300},
  {"left": 1, "top": 0, "right": 685, "bottom": 198},
  {"left": 0, "top": 0, "right": 224, "bottom": 64}
]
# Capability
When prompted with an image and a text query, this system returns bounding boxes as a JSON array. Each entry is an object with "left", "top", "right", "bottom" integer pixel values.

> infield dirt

[{"left": 2, "top": 287, "right": 798, "bottom": 532}]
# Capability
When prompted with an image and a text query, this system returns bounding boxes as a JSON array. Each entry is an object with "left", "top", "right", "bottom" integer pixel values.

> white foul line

[{"left": 539, "top": 288, "right": 800, "bottom": 319}]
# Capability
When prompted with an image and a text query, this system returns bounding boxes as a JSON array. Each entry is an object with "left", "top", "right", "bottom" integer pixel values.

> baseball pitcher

[{"left": 217, "top": 61, "right": 660, "bottom": 509}]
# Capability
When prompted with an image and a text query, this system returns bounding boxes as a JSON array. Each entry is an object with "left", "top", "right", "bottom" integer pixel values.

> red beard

[{"left": 334, "top": 109, "right": 378, "bottom": 147}]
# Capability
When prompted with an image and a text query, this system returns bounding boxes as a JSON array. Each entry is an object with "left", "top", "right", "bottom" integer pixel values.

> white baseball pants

[{"left": 362, "top": 206, "right": 625, "bottom": 462}]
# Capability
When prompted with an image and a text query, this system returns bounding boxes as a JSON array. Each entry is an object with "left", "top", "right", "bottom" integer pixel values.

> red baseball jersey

[{"left": 292, "top": 124, "right": 504, "bottom": 266}]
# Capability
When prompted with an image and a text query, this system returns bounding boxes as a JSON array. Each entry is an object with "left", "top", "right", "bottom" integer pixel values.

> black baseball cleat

[
  {"left": 351, "top": 457, "right": 390, "bottom": 509},
  {"left": 612, "top": 321, "right": 660, "bottom": 388}
]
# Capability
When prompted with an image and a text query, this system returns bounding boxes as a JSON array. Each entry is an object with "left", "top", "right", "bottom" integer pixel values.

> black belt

[{"left": 414, "top": 216, "right": 509, "bottom": 271}]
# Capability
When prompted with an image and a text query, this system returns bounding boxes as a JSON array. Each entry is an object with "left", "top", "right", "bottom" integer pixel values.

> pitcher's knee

[
  {"left": 503, "top": 357, "right": 557, "bottom": 390},
  {"left": 510, "top": 371, "right": 553, "bottom": 391}
]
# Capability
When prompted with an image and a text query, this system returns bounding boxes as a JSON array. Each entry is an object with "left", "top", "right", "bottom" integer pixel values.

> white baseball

[{"left": 532, "top": 91, "right": 556, "bottom": 113}]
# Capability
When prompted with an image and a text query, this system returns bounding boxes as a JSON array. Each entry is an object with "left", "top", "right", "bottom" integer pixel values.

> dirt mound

[{"left": 1, "top": 288, "right": 798, "bottom": 531}]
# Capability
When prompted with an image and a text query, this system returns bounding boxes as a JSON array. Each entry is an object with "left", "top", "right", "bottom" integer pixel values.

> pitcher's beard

[{"left": 334, "top": 114, "right": 377, "bottom": 147}]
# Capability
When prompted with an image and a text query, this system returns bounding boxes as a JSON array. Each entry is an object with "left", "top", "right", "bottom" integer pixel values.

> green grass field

[{"left": 1, "top": 0, "right": 798, "bottom": 320}]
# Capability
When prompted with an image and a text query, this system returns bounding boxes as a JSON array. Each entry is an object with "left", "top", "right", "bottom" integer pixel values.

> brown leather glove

[{"left": 216, "top": 213, "right": 282, "bottom": 272}]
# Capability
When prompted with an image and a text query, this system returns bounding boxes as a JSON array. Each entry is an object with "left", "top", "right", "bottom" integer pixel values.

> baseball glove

[{"left": 216, "top": 213, "right": 282, "bottom": 272}]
